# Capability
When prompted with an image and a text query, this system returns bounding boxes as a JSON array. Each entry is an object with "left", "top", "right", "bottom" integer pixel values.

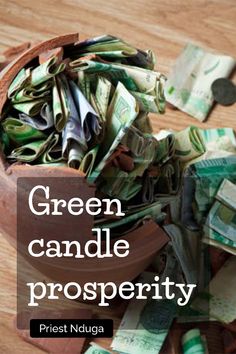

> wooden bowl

[{"left": 0, "top": 34, "right": 169, "bottom": 288}]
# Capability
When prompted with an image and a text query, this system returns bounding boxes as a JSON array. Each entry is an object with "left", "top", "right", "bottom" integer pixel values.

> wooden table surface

[{"left": 0, "top": 1, "right": 236, "bottom": 353}]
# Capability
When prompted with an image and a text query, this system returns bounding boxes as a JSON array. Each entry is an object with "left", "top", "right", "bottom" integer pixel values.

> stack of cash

[{"left": 1, "top": 36, "right": 236, "bottom": 353}]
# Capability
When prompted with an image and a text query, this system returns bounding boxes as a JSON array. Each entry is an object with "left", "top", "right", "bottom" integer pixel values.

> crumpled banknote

[{"left": 165, "top": 43, "right": 236, "bottom": 121}]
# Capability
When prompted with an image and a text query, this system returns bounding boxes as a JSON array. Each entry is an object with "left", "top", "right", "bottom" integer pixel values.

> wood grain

[{"left": 0, "top": 0, "right": 236, "bottom": 353}]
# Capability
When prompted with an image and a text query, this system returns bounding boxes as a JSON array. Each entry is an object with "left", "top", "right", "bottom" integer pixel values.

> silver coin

[{"left": 211, "top": 78, "right": 236, "bottom": 106}]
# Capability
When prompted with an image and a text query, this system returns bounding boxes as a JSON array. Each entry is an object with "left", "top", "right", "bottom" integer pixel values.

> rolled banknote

[
  {"left": 73, "top": 60, "right": 138, "bottom": 92},
  {"left": 72, "top": 35, "right": 156, "bottom": 69},
  {"left": 8, "top": 67, "right": 31, "bottom": 99},
  {"left": 163, "top": 224, "right": 198, "bottom": 285},
  {"left": 70, "top": 58, "right": 165, "bottom": 97},
  {"left": 124, "top": 48, "right": 156, "bottom": 70},
  {"left": 141, "top": 172, "right": 159, "bottom": 203},
  {"left": 11, "top": 81, "right": 51, "bottom": 103},
  {"left": 30, "top": 56, "right": 66, "bottom": 87},
  {"left": 61, "top": 78, "right": 87, "bottom": 167},
  {"left": 99, "top": 165, "right": 142, "bottom": 201},
  {"left": 122, "top": 125, "right": 157, "bottom": 157},
  {"left": 182, "top": 329, "right": 206, "bottom": 354},
  {"left": 69, "top": 80, "right": 101, "bottom": 142},
  {"left": 72, "top": 34, "right": 138, "bottom": 58},
  {"left": 19, "top": 102, "right": 54, "bottom": 130},
  {"left": 90, "top": 82, "right": 139, "bottom": 181},
  {"left": 8, "top": 133, "right": 54, "bottom": 162},
  {"left": 13, "top": 99, "right": 45, "bottom": 116},
  {"left": 174, "top": 126, "right": 205, "bottom": 162},
  {"left": 79, "top": 145, "right": 99, "bottom": 176},
  {"left": 95, "top": 76, "right": 111, "bottom": 120},
  {"left": 2, "top": 117, "right": 46, "bottom": 145},
  {"left": 154, "top": 158, "right": 180, "bottom": 196},
  {"left": 133, "top": 112, "right": 153, "bottom": 134},
  {"left": 52, "top": 75, "right": 69, "bottom": 132},
  {"left": 192, "top": 256, "right": 236, "bottom": 323},
  {"left": 39, "top": 133, "right": 63, "bottom": 164},
  {"left": 165, "top": 43, "right": 236, "bottom": 121},
  {"left": 67, "top": 140, "right": 85, "bottom": 168},
  {"left": 130, "top": 90, "right": 164, "bottom": 113},
  {"left": 153, "top": 131, "right": 175, "bottom": 164}
]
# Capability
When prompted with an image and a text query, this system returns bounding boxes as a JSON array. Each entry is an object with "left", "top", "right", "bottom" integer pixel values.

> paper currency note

[
  {"left": 205, "top": 201, "right": 236, "bottom": 242},
  {"left": 52, "top": 75, "right": 69, "bottom": 132},
  {"left": 31, "top": 56, "right": 66, "bottom": 86},
  {"left": 111, "top": 272, "right": 175, "bottom": 354},
  {"left": 84, "top": 342, "right": 111, "bottom": 354},
  {"left": 62, "top": 78, "right": 87, "bottom": 167},
  {"left": 165, "top": 43, "right": 236, "bottom": 121},
  {"left": 174, "top": 126, "right": 205, "bottom": 162},
  {"left": 12, "top": 83, "right": 51, "bottom": 103},
  {"left": 13, "top": 99, "right": 45, "bottom": 116},
  {"left": 190, "top": 156, "right": 236, "bottom": 215},
  {"left": 90, "top": 82, "right": 139, "bottom": 181},
  {"left": 163, "top": 224, "right": 198, "bottom": 285},
  {"left": 79, "top": 145, "right": 99, "bottom": 176},
  {"left": 182, "top": 328, "right": 206, "bottom": 354},
  {"left": 192, "top": 257, "right": 236, "bottom": 323},
  {"left": 2, "top": 117, "right": 46, "bottom": 144},
  {"left": 200, "top": 127, "right": 236, "bottom": 153},
  {"left": 95, "top": 76, "right": 111, "bottom": 119},
  {"left": 69, "top": 80, "right": 101, "bottom": 142},
  {"left": 203, "top": 225, "right": 236, "bottom": 256},
  {"left": 8, "top": 67, "right": 31, "bottom": 98},
  {"left": 8, "top": 133, "right": 54, "bottom": 162},
  {"left": 19, "top": 102, "right": 54, "bottom": 131},
  {"left": 216, "top": 178, "right": 236, "bottom": 209},
  {"left": 39, "top": 133, "right": 62, "bottom": 164},
  {"left": 133, "top": 112, "right": 152, "bottom": 134}
]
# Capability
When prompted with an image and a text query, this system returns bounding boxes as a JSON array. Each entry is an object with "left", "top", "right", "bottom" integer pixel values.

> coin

[
  {"left": 140, "top": 299, "right": 176, "bottom": 333},
  {"left": 211, "top": 78, "right": 236, "bottom": 106}
]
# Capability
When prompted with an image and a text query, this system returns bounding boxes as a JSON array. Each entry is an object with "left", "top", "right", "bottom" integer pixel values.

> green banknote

[
  {"left": 192, "top": 257, "right": 236, "bottom": 323},
  {"left": 84, "top": 342, "right": 111, "bottom": 354},
  {"left": 90, "top": 82, "right": 139, "bottom": 181},
  {"left": 174, "top": 126, "right": 205, "bottom": 162},
  {"left": 13, "top": 99, "right": 45, "bottom": 116},
  {"left": 182, "top": 328, "right": 206, "bottom": 354},
  {"left": 8, "top": 133, "right": 54, "bottom": 162},
  {"left": 2, "top": 117, "right": 46, "bottom": 145},
  {"left": 165, "top": 43, "right": 236, "bottom": 122},
  {"left": 111, "top": 272, "right": 174, "bottom": 354},
  {"left": 200, "top": 127, "right": 236, "bottom": 153},
  {"left": 190, "top": 156, "right": 236, "bottom": 215},
  {"left": 39, "top": 133, "right": 63, "bottom": 164},
  {"left": 8, "top": 67, "right": 31, "bottom": 99},
  {"left": 31, "top": 56, "right": 66, "bottom": 86},
  {"left": 95, "top": 76, "right": 111, "bottom": 119},
  {"left": 52, "top": 75, "right": 69, "bottom": 132},
  {"left": 12, "top": 81, "right": 51, "bottom": 103}
]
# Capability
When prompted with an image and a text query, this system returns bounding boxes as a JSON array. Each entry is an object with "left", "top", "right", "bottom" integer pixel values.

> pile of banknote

[{"left": 1, "top": 36, "right": 236, "bottom": 354}]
